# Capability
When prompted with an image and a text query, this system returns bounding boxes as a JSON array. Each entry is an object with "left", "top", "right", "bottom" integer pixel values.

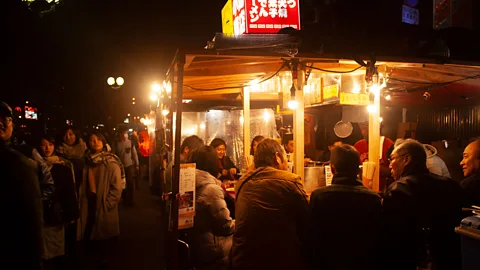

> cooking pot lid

[{"left": 334, "top": 121, "right": 353, "bottom": 138}]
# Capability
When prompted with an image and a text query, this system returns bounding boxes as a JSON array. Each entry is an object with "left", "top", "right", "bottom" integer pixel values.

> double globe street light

[{"left": 107, "top": 76, "right": 125, "bottom": 89}]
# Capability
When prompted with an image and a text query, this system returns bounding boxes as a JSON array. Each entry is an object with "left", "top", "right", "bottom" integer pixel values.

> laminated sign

[{"left": 178, "top": 163, "right": 196, "bottom": 229}]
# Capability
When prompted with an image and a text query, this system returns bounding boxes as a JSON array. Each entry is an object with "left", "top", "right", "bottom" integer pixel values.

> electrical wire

[
  {"left": 388, "top": 74, "right": 480, "bottom": 86},
  {"left": 180, "top": 60, "right": 289, "bottom": 91},
  {"left": 299, "top": 62, "right": 364, "bottom": 74}
]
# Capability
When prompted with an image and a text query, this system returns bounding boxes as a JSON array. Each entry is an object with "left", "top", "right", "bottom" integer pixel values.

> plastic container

[{"left": 455, "top": 216, "right": 480, "bottom": 270}]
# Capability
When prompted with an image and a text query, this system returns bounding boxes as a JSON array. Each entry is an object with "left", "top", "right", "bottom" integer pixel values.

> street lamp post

[{"left": 107, "top": 76, "right": 125, "bottom": 130}]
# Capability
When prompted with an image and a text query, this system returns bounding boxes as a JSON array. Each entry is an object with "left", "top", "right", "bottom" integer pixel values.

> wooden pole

[
  {"left": 243, "top": 87, "right": 251, "bottom": 171},
  {"left": 170, "top": 52, "right": 185, "bottom": 270},
  {"left": 293, "top": 70, "right": 305, "bottom": 183},
  {"left": 368, "top": 83, "right": 381, "bottom": 192}
]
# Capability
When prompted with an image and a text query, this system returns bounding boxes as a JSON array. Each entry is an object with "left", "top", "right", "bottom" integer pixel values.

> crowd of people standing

[{"left": 0, "top": 101, "right": 143, "bottom": 270}]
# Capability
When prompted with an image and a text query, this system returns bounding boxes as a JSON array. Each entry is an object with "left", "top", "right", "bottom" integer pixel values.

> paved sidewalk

[{"left": 109, "top": 180, "right": 166, "bottom": 270}]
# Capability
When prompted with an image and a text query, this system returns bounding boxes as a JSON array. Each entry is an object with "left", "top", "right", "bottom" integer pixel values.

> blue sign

[{"left": 402, "top": 4, "right": 419, "bottom": 25}]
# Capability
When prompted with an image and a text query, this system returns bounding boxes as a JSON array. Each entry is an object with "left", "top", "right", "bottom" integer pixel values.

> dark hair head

[
  {"left": 282, "top": 133, "right": 293, "bottom": 146},
  {"left": 254, "top": 138, "right": 286, "bottom": 168},
  {"left": 62, "top": 126, "right": 81, "bottom": 145},
  {"left": 87, "top": 132, "right": 108, "bottom": 151},
  {"left": 250, "top": 135, "right": 265, "bottom": 155},
  {"left": 188, "top": 146, "right": 219, "bottom": 177},
  {"left": 180, "top": 135, "right": 204, "bottom": 153},
  {"left": 210, "top": 138, "right": 226, "bottom": 149},
  {"left": 38, "top": 134, "right": 56, "bottom": 147},
  {"left": 330, "top": 144, "right": 360, "bottom": 175},
  {"left": 327, "top": 134, "right": 342, "bottom": 147},
  {"left": 394, "top": 139, "right": 427, "bottom": 171},
  {"left": 118, "top": 126, "right": 128, "bottom": 135}
]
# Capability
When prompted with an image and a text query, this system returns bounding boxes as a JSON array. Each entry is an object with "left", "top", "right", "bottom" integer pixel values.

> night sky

[{"left": 4, "top": 0, "right": 227, "bottom": 125}]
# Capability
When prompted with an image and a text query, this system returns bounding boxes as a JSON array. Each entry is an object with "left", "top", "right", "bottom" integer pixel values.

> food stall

[{"left": 151, "top": 37, "right": 480, "bottom": 268}]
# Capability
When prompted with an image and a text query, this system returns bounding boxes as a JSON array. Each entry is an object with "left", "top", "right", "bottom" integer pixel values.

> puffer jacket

[
  {"left": 423, "top": 144, "right": 451, "bottom": 178},
  {"left": 230, "top": 167, "right": 309, "bottom": 270},
  {"left": 187, "top": 169, "right": 234, "bottom": 270}
]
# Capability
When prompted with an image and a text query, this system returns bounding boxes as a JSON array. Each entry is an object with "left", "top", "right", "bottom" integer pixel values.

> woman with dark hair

[
  {"left": 246, "top": 136, "right": 264, "bottom": 172},
  {"left": 77, "top": 132, "right": 124, "bottom": 269},
  {"left": 187, "top": 146, "right": 235, "bottom": 270},
  {"left": 210, "top": 138, "right": 239, "bottom": 181},
  {"left": 36, "top": 134, "right": 79, "bottom": 270},
  {"left": 57, "top": 127, "right": 87, "bottom": 159}
]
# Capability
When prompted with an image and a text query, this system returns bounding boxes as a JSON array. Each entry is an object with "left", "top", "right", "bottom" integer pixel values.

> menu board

[{"left": 178, "top": 163, "right": 196, "bottom": 230}]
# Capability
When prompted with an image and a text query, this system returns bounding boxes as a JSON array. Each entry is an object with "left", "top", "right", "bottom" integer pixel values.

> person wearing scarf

[
  {"left": 56, "top": 127, "right": 87, "bottom": 160},
  {"left": 77, "top": 132, "right": 124, "bottom": 269},
  {"left": 37, "top": 135, "right": 79, "bottom": 269}
]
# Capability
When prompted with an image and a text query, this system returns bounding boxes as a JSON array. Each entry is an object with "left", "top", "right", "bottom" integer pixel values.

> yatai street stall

[
  {"left": 147, "top": 1, "right": 480, "bottom": 268},
  {"left": 151, "top": 45, "right": 480, "bottom": 268}
]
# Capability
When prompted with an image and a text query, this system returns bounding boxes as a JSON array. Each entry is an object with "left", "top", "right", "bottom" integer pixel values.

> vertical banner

[{"left": 178, "top": 163, "right": 196, "bottom": 230}]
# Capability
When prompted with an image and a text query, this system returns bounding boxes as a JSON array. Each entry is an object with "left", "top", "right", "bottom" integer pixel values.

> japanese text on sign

[
  {"left": 340, "top": 93, "right": 370, "bottom": 106},
  {"left": 323, "top": 84, "right": 339, "bottom": 100},
  {"left": 231, "top": 0, "right": 300, "bottom": 34},
  {"left": 178, "top": 163, "right": 196, "bottom": 230}
]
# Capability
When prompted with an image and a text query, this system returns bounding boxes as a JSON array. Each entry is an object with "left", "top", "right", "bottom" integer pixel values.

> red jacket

[{"left": 354, "top": 137, "right": 394, "bottom": 191}]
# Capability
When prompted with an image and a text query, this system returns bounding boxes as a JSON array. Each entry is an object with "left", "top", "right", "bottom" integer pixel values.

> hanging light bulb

[
  {"left": 288, "top": 99, "right": 299, "bottom": 109},
  {"left": 149, "top": 92, "right": 158, "bottom": 101},
  {"left": 162, "top": 109, "right": 169, "bottom": 116},
  {"left": 288, "top": 83, "right": 298, "bottom": 109},
  {"left": 152, "top": 83, "right": 161, "bottom": 93}
]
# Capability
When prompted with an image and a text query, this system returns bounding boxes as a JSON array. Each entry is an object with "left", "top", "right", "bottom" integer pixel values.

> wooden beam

[
  {"left": 188, "top": 58, "right": 282, "bottom": 69},
  {"left": 185, "top": 62, "right": 287, "bottom": 77},
  {"left": 243, "top": 87, "right": 250, "bottom": 172}
]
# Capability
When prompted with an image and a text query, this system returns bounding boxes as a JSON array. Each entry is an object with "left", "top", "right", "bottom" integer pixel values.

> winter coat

[
  {"left": 424, "top": 144, "right": 451, "bottom": 178},
  {"left": 382, "top": 170, "right": 463, "bottom": 270},
  {"left": 43, "top": 158, "right": 79, "bottom": 260},
  {"left": 308, "top": 173, "right": 382, "bottom": 270},
  {"left": 230, "top": 167, "right": 309, "bottom": 270},
  {"left": 77, "top": 154, "right": 123, "bottom": 241},
  {"left": 1, "top": 144, "right": 44, "bottom": 269},
  {"left": 461, "top": 172, "right": 480, "bottom": 207},
  {"left": 217, "top": 156, "right": 239, "bottom": 181},
  {"left": 187, "top": 169, "right": 234, "bottom": 269}
]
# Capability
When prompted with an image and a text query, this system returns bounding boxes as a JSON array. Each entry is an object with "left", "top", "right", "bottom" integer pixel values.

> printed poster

[{"left": 178, "top": 163, "right": 196, "bottom": 230}]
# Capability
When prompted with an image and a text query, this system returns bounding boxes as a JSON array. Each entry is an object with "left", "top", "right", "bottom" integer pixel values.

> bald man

[{"left": 460, "top": 139, "right": 480, "bottom": 207}]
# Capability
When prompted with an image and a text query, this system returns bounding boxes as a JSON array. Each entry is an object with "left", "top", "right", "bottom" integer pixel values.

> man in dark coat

[
  {"left": 384, "top": 139, "right": 463, "bottom": 270},
  {"left": 0, "top": 102, "right": 43, "bottom": 269},
  {"left": 309, "top": 144, "right": 382, "bottom": 270},
  {"left": 460, "top": 138, "right": 480, "bottom": 207}
]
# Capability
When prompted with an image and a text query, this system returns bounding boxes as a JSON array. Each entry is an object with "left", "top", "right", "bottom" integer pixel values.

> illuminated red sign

[{"left": 232, "top": 0, "right": 301, "bottom": 35}]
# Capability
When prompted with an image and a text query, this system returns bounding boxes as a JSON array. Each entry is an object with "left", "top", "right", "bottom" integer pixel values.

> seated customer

[
  {"left": 187, "top": 146, "right": 235, "bottom": 270},
  {"left": 210, "top": 138, "right": 239, "bottom": 181},
  {"left": 245, "top": 135, "right": 264, "bottom": 172},
  {"left": 230, "top": 139, "right": 309, "bottom": 270},
  {"left": 309, "top": 144, "right": 382, "bottom": 270}
]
